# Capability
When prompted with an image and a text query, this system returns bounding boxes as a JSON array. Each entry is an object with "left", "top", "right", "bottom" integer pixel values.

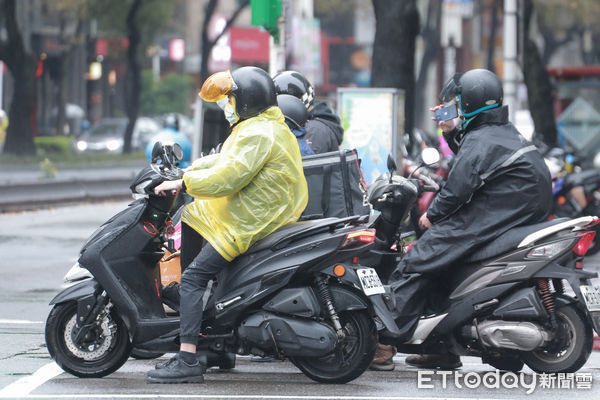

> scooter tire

[
  {"left": 290, "top": 310, "right": 377, "bottom": 384},
  {"left": 130, "top": 348, "right": 166, "bottom": 360},
  {"left": 482, "top": 354, "right": 524, "bottom": 372},
  {"left": 521, "top": 304, "right": 593, "bottom": 373},
  {"left": 45, "top": 301, "right": 132, "bottom": 378}
]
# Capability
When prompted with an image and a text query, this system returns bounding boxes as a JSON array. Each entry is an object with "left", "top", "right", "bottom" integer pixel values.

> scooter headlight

[{"left": 64, "top": 262, "right": 92, "bottom": 282}]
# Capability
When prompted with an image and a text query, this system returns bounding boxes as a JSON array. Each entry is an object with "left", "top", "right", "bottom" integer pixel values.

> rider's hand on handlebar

[
  {"left": 154, "top": 179, "right": 183, "bottom": 196},
  {"left": 418, "top": 212, "right": 433, "bottom": 229}
]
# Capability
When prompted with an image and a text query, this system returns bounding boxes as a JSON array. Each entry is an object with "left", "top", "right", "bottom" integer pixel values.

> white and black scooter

[{"left": 363, "top": 150, "right": 600, "bottom": 373}]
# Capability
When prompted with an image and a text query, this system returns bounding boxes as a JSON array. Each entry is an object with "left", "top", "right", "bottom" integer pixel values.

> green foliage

[
  {"left": 39, "top": 158, "right": 59, "bottom": 179},
  {"left": 34, "top": 136, "right": 72, "bottom": 157},
  {"left": 87, "top": 0, "right": 176, "bottom": 48},
  {"left": 140, "top": 70, "right": 194, "bottom": 115},
  {"left": 315, "top": 0, "right": 356, "bottom": 15},
  {"left": 535, "top": 0, "right": 600, "bottom": 34}
]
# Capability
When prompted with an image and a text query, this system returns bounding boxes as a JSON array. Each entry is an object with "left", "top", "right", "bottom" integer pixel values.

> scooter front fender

[{"left": 49, "top": 279, "right": 98, "bottom": 305}]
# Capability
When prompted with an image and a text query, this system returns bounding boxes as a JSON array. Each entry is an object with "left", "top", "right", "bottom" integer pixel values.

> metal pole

[
  {"left": 269, "top": 16, "right": 286, "bottom": 76},
  {"left": 192, "top": 94, "right": 204, "bottom": 160},
  {"left": 152, "top": 53, "right": 160, "bottom": 83},
  {"left": 0, "top": 61, "right": 4, "bottom": 110},
  {"left": 503, "top": 0, "right": 518, "bottom": 123}
]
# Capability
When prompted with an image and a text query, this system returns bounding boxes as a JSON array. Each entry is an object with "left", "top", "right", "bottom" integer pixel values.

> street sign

[
  {"left": 337, "top": 88, "right": 405, "bottom": 184},
  {"left": 558, "top": 97, "right": 600, "bottom": 154},
  {"left": 251, "top": 0, "right": 281, "bottom": 38}
]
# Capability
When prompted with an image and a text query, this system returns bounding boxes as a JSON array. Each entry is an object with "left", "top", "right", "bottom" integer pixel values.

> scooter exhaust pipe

[{"left": 473, "top": 320, "right": 551, "bottom": 351}]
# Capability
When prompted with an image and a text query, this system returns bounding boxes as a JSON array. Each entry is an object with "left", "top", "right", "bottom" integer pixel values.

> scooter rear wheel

[
  {"left": 45, "top": 301, "right": 132, "bottom": 378},
  {"left": 521, "top": 304, "right": 593, "bottom": 373},
  {"left": 290, "top": 310, "right": 377, "bottom": 384}
]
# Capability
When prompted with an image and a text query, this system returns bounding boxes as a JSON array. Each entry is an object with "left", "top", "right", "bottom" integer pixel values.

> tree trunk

[
  {"left": 199, "top": 0, "right": 249, "bottom": 83},
  {"left": 0, "top": 0, "right": 37, "bottom": 155},
  {"left": 123, "top": 0, "right": 142, "bottom": 154},
  {"left": 56, "top": 14, "right": 67, "bottom": 137},
  {"left": 371, "top": 0, "right": 420, "bottom": 150},
  {"left": 200, "top": 0, "right": 218, "bottom": 83},
  {"left": 522, "top": 0, "right": 557, "bottom": 147}
]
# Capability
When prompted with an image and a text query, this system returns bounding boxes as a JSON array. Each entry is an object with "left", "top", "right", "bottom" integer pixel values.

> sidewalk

[{"left": 0, "top": 160, "right": 146, "bottom": 212}]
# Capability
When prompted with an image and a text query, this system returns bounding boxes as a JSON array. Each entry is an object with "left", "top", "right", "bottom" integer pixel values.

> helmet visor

[
  {"left": 200, "top": 70, "right": 238, "bottom": 102},
  {"left": 439, "top": 73, "right": 462, "bottom": 103}
]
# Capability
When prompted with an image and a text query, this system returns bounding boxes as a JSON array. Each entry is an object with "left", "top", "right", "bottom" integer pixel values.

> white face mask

[{"left": 217, "top": 97, "right": 238, "bottom": 125}]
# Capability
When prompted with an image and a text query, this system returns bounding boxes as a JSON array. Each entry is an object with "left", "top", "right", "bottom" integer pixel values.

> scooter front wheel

[
  {"left": 45, "top": 301, "right": 132, "bottom": 378},
  {"left": 290, "top": 310, "right": 377, "bottom": 384}
]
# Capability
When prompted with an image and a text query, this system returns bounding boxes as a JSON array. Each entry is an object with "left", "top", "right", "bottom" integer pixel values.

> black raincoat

[
  {"left": 389, "top": 106, "right": 552, "bottom": 339},
  {"left": 305, "top": 102, "right": 344, "bottom": 154}
]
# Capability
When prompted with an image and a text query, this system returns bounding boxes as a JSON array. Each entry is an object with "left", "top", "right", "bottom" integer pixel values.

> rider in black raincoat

[{"left": 388, "top": 69, "right": 552, "bottom": 367}]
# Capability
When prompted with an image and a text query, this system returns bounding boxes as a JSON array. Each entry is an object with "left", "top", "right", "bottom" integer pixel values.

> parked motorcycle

[
  {"left": 45, "top": 142, "right": 397, "bottom": 384},
  {"left": 364, "top": 152, "right": 600, "bottom": 373}
]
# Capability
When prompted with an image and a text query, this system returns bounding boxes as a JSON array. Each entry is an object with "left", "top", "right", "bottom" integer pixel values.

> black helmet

[
  {"left": 163, "top": 113, "right": 179, "bottom": 131},
  {"left": 231, "top": 66, "right": 277, "bottom": 121},
  {"left": 277, "top": 94, "right": 308, "bottom": 129},
  {"left": 200, "top": 67, "right": 276, "bottom": 122},
  {"left": 439, "top": 69, "right": 503, "bottom": 118},
  {"left": 273, "top": 70, "right": 314, "bottom": 109}
]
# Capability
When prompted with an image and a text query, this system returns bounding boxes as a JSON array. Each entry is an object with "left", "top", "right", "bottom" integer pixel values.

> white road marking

[
  {"left": 0, "top": 319, "right": 44, "bottom": 324},
  {"left": 0, "top": 362, "right": 63, "bottom": 398},
  {"left": 0, "top": 396, "right": 507, "bottom": 400}
]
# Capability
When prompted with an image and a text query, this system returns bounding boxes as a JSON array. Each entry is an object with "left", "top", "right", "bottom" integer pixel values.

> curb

[
  {"left": 0, "top": 177, "right": 134, "bottom": 212},
  {"left": 0, "top": 163, "right": 144, "bottom": 212}
]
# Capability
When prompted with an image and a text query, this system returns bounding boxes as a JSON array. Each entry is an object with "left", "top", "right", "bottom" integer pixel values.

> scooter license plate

[
  {"left": 357, "top": 268, "right": 385, "bottom": 296},
  {"left": 580, "top": 285, "right": 600, "bottom": 312}
]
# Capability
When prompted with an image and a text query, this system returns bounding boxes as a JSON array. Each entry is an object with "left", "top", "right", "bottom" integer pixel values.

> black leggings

[{"left": 179, "top": 223, "right": 230, "bottom": 346}]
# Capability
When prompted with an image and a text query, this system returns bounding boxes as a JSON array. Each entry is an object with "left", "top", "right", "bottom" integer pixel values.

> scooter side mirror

[
  {"left": 387, "top": 155, "right": 397, "bottom": 184},
  {"left": 151, "top": 141, "right": 163, "bottom": 163},
  {"left": 421, "top": 147, "right": 441, "bottom": 166},
  {"left": 387, "top": 154, "right": 397, "bottom": 175},
  {"left": 172, "top": 143, "right": 184, "bottom": 161}
]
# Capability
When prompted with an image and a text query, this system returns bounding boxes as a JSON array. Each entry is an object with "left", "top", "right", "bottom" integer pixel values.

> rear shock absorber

[
  {"left": 316, "top": 276, "right": 345, "bottom": 340},
  {"left": 552, "top": 278, "right": 565, "bottom": 295},
  {"left": 538, "top": 278, "right": 558, "bottom": 327}
]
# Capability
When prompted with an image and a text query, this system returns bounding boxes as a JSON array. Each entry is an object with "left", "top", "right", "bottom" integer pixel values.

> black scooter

[
  {"left": 45, "top": 142, "right": 398, "bottom": 384},
  {"left": 364, "top": 151, "right": 600, "bottom": 373}
]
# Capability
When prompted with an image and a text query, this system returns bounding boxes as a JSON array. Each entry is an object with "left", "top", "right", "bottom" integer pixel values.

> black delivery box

[{"left": 300, "top": 149, "right": 370, "bottom": 220}]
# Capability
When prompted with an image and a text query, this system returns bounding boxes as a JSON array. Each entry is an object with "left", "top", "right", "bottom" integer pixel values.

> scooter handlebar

[{"left": 417, "top": 174, "right": 440, "bottom": 192}]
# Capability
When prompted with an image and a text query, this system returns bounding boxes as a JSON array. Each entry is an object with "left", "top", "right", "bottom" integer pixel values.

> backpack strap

[
  {"left": 321, "top": 164, "right": 331, "bottom": 216},
  {"left": 339, "top": 149, "right": 354, "bottom": 215}
]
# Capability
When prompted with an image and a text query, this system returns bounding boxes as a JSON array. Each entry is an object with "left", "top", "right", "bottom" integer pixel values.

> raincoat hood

[{"left": 181, "top": 106, "right": 308, "bottom": 261}]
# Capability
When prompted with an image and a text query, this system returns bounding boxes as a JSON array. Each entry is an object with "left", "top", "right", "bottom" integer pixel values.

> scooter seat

[
  {"left": 464, "top": 218, "right": 570, "bottom": 263},
  {"left": 246, "top": 218, "right": 340, "bottom": 254}
]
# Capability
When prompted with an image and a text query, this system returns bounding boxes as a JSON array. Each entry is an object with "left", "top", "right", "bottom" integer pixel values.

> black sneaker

[
  {"left": 147, "top": 354, "right": 205, "bottom": 384},
  {"left": 155, "top": 352, "right": 235, "bottom": 370}
]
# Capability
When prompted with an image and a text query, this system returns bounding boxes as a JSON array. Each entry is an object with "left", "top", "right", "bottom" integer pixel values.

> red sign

[{"left": 230, "top": 27, "right": 269, "bottom": 63}]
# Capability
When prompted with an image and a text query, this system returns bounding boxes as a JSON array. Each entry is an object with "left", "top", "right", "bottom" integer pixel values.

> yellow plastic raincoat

[{"left": 181, "top": 106, "right": 308, "bottom": 261}]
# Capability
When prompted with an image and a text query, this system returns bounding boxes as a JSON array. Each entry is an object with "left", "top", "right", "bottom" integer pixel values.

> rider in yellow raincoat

[
  {"left": 181, "top": 104, "right": 308, "bottom": 261},
  {"left": 147, "top": 66, "right": 308, "bottom": 384}
]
